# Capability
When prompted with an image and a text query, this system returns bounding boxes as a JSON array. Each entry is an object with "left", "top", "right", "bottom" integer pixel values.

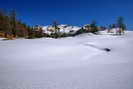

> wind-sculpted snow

[{"left": 0, "top": 31, "right": 133, "bottom": 89}]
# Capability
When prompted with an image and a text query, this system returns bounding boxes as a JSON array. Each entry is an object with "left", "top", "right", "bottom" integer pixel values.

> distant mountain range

[{"left": 37, "top": 24, "right": 81, "bottom": 35}]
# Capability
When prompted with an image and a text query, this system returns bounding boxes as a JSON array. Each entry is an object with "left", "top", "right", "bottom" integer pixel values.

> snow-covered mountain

[{"left": 42, "top": 24, "right": 81, "bottom": 35}]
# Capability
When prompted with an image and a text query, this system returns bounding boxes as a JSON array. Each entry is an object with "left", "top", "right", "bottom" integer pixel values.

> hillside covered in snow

[
  {"left": 0, "top": 31, "right": 133, "bottom": 89},
  {"left": 38, "top": 24, "right": 81, "bottom": 35}
]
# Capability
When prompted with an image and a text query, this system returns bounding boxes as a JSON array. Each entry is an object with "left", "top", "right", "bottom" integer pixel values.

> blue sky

[{"left": 0, "top": 0, "right": 133, "bottom": 29}]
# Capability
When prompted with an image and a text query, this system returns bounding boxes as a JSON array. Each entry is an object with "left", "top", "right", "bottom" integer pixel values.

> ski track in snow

[{"left": 0, "top": 31, "right": 133, "bottom": 89}]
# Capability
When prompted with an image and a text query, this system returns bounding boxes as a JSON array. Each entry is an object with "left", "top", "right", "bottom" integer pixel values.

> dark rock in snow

[{"left": 103, "top": 48, "right": 111, "bottom": 52}]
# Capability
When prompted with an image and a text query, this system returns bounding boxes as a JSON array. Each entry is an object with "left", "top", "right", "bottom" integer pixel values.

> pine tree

[
  {"left": 0, "top": 10, "right": 5, "bottom": 32},
  {"left": 52, "top": 21, "right": 60, "bottom": 38},
  {"left": 10, "top": 10, "right": 17, "bottom": 37},
  {"left": 4, "top": 16, "right": 12, "bottom": 37},
  {"left": 0, "top": 10, "right": 12, "bottom": 37},
  {"left": 75, "top": 27, "right": 86, "bottom": 35},
  {"left": 117, "top": 16, "right": 126, "bottom": 35},
  {"left": 27, "top": 26, "right": 35, "bottom": 39},
  {"left": 90, "top": 20, "right": 98, "bottom": 34}
]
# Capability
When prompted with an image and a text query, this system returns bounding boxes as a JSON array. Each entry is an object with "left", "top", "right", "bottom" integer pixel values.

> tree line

[
  {"left": 0, "top": 9, "right": 127, "bottom": 39},
  {"left": 0, "top": 9, "right": 32, "bottom": 39}
]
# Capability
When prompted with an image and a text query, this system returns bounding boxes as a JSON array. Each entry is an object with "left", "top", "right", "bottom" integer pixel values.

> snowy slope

[{"left": 0, "top": 31, "right": 133, "bottom": 89}]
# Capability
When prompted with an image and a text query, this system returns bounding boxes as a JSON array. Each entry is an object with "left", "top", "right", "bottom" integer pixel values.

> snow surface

[{"left": 0, "top": 31, "right": 133, "bottom": 89}]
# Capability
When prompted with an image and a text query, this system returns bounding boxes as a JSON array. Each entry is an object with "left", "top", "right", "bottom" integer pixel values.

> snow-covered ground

[{"left": 0, "top": 31, "right": 133, "bottom": 89}]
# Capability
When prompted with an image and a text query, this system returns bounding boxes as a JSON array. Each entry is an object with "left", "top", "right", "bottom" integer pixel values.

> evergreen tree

[
  {"left": 4, "top": 16, "right": 12, "bottom": 37},
  {"left": 0, "top": 10, "right": 12, "bottom": 37},
  {"left": 75, "top": 27, "right": 86, "bottom": 35},
  {"left": 27, "top": 26, "right": 35, "bottom": 39},
  {"left": 10, "top": 10, "right": 17, "bottom": 37},
  {"left": 16, "top": 21, "right": 28, "bottom": 37},
  {"left": 0, "top": 10, "right": 6, "bottom": 32},
  {"left": 117, "top": 16, "right": 126, "bottom": 34},
  {"left": 90, "top": 20, "right": 98, "bottom": 34},
  {"left": 52, "top": 21, "right": 60, "bottom": 38}
]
